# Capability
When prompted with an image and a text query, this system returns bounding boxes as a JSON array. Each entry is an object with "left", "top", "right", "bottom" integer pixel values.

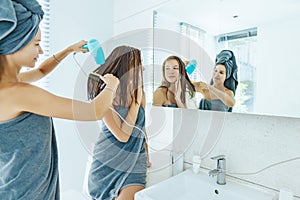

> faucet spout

[
  {"left": 208, "top": 169, "right": 219, "bottom": 177},
  {"left": 209, "top": 155, "right": 226, "bottom": 185}
]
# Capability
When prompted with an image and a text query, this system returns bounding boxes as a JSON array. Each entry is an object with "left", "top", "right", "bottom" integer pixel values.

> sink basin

[{"left": 135, "top": 169, "right": 274, "bottom": 200}]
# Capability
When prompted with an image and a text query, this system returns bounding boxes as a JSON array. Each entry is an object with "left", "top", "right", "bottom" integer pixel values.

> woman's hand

[{"left": 67, "top": 40, "right": 88, "bottom": 53}]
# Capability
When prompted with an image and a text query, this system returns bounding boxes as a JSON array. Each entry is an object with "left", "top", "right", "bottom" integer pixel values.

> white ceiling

[{"left": 156, "top": 0, "right": 300, "bottom": 35}]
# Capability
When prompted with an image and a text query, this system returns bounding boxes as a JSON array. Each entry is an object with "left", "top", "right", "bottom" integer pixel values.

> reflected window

[
  {"left": 215, "top": 28, "right": 257, "bottom": 113},
  {"left": 180, "top": 22, "right": 206, "bottom": 104},
  {"left": 180, "top": 22, "right": 206, "bottom": 82}
]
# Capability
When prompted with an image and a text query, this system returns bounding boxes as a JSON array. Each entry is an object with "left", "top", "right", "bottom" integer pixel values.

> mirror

[{"left": 152, "top": 0, "right": 300, "bottom": 118}]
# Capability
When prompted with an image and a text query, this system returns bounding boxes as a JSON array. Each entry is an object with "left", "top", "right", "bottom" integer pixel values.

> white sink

[{"left": 135, "top": 169, "right": 274, "bottom": 200}]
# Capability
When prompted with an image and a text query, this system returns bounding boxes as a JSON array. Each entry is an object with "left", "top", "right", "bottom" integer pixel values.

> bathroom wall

[
  {"left": 49, "top": 1, "right": 114, "bottom": 199},
  {"left": 170, "top": 108, "right": 300, "bottom": 198},
  {"left": 46, "top": 1, "right": 300, "bottom": 199},
  {"left": 113, "top": 0, "right": 171, "bottom": 34}
]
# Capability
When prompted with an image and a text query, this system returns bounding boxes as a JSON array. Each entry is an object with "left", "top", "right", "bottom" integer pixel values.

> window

[
  {"left": 33, "top": 0, "right": 51, "bottom": 89},
  {"left": 215, "top": 28, "right": 257, "bottom": 113},
  {"left": 180, "top": 22, "right": 206, "bottom": 105}
]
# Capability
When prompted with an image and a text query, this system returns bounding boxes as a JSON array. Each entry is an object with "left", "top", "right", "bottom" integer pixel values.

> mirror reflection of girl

[
  {"left": 0, "top": 1, "right": 119, "bottom": 199},
  {"left": 153, "top": 56, "right": 196, "bottom": 108},
  {"left": 87, "top": 46, "right": 150, "bottom": 200},
  {"left": 192, "top": 50, "right": 238, "bottom": 112}
]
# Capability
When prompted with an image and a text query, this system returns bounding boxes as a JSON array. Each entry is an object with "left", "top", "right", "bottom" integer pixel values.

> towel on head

[
  {"left": 0, "top": 0, "right": 44, "bottom": 55},
  {"left": 214, "top": 50, "right": 238, "bottom": 95}
]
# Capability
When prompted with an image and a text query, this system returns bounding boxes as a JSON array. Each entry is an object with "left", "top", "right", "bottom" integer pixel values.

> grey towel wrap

[
  {"left": 0, "top": 0, "right": 44, "bottom": 55},
  {"left": 88, "top": 106, "right": 147, "bottom": 200},
  {"left": 0, "top": 112, "right": 60, "bottom": 199}
]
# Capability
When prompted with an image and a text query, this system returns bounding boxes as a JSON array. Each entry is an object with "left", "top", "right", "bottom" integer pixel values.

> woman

[
  {"left": 0, "top": 1, "right": 119, "bottom": 199},
  {"left": 87, "top": 46, "right": 149, "bottom": 200},
  {"left": 153, "top": 55, "right": 196, "bottom": 108},
  {"left": 193, "top": 50, "right": 238, "bottom": 112}
]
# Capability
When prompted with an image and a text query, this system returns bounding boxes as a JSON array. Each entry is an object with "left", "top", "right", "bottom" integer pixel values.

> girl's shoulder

[
  {"left": 154, "top": 86, "right": 168, "bottom": 97},
  {"left": 155, "top": 86, "right": 168, "bottom": 92}
]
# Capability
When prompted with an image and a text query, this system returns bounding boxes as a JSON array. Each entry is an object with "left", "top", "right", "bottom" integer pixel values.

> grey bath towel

[
  {"left": 0, "top": 113, "right": 59, "bottom": 199},
  {"left": 199, "top": 99, "right": 230, "bottom": 112},
  {"left": 88, "top": 106, "right": 147, "bottom": 200},
  {"left": 0, "top": 0, "right": 44, "bottom": 54}
]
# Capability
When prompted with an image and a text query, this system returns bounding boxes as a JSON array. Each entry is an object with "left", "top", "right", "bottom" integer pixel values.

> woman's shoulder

[
  {"left": 0, "top": 83, "right": 33, "bottom": 121},
  {"left": 0, "top": 82, "right": 41, "bottom": 95},
  {"left": 0, "top": 82, "right": 49, "bottom": 107},
  {"left": 224, "top": 87, "right": 235, "bottom": 96},
  {"left": 0, "top": 82, "right": 26, "bottom": 96}
]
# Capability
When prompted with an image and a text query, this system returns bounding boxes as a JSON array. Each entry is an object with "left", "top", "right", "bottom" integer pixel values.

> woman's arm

[
  {"left": 207, "top": 86, "right": 236, "bottom": 107},
  {"left": 18, "top": 40, "right": 87, "bottom": 83},
  {"left": 193, "top": 81, "right": 235, "bottom": 107},
  {"left": 11, "top": 74, "right": 118, "bottom": 121}
]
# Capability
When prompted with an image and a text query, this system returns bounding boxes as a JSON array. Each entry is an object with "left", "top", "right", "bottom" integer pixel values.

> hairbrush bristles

[{"left": 89, "top": 72, "right": 102, "bottom": 81}]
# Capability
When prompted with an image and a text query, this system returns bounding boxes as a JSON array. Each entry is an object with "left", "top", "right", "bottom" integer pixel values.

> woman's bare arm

[
  {"left": 18, "top": 40, "right": 87, "bottom": 83},
  {"left": 193, "top": 81, "right": 235, "bottom": 107}
]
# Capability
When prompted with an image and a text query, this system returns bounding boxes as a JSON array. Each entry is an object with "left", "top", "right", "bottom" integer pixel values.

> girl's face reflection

[{"left": 164, "top": 59, "right": 180, "bottom": 83}]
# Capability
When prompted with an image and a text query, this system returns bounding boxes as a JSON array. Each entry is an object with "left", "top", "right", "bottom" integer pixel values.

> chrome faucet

[{"left": 208, "top": 155, "right": 226, "bottom": 185}]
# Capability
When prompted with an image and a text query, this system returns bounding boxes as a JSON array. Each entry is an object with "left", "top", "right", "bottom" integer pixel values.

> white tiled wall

[{"left": 172, "top": 108, "right": 300, "bottom": 198}]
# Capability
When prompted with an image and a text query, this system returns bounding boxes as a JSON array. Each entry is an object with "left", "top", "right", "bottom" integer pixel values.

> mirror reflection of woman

[
  {"left": 192, "top": 50, "right": 238, "bottom": 112},
  {"left": 153, "top": 56, "right": 196, "bottom": 108}
]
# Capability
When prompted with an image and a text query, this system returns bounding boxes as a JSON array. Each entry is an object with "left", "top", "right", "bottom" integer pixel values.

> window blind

[{"left": 35, "top": 0, "right": 51, "bottom": 89}]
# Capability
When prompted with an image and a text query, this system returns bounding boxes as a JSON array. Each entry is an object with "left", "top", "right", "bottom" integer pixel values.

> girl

[
  {"left": 87, "top": 46, "right": 149, "bottom": 200},
  {"left": 153, "top": 55, "right": 196, "bottom": 108}
]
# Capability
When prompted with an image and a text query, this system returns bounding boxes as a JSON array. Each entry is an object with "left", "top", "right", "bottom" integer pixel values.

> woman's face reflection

[
  {"left": 213, "top": 64, "right": 226, "bottom": 85},
  {"left": 164, "top": 59, "right": 180, "bottom": 83}
]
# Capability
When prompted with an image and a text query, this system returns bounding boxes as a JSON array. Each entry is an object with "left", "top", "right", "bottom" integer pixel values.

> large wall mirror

[{"left": 152, "top": 0, "right": 300, "bottom": 118}]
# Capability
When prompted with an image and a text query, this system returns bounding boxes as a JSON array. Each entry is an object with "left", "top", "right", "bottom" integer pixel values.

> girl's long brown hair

[
  {"left": 87, "top": 46, "right": 143, "bottom": 107},
  {"left": 160, "top": 55, "right": 195, "bottom": 104}
]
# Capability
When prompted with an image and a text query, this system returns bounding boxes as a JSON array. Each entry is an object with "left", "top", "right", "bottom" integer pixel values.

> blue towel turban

[
  {"left": 213, "top": 50, "right": 239, "bottom": 95},
  {"left": 0, "top": 0, "right": 44, "bottom": 55}
]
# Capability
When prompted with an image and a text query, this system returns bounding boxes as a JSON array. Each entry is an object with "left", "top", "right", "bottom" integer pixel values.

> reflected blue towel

[
  {"left": 0, "top": 0, "right": 44, "bottom": 54},
  {"left": 0, "top": 113, "right": 59, "bottom": 199}
]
